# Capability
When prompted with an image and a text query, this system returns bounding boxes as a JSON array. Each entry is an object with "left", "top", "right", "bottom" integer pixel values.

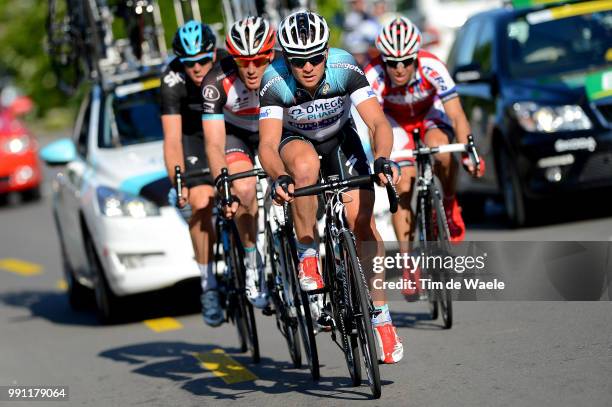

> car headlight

[
  {"left": 512, "top": 102, "right": 592, "bottom": 133},
  {"left": 96, "top": 186, "right": 160, "bottom": 217},
  {"left": 2, "top": 135, "right": 31, "bottom": 154}
]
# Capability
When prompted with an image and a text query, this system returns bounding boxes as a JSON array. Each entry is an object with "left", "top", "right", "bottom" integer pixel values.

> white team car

[{"left": 40, "top": 75, "right": 198, "bottom": 323}]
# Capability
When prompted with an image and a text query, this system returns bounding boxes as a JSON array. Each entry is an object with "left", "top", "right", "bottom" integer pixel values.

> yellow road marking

[
  {"left": 56, "top": 279, "right": 68, "bottom": 291},
  {"left": 195, "top": 349, "right": 258, "bottom": 384},
  {"left": 0, "top": 258, "right": 42, "bottom": 276},
  {"left": 143, "top": 317, "right": 183, "bottom": 332}
]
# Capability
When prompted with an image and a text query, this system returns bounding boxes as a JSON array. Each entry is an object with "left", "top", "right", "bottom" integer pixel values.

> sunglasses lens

[
  {"left": 385, "top": 57, "right": 415, "bottom": 68},
  {"left": 183, "top": 57, "right": 212, "bottom": 68},
  {"left": 235, "top": 55, "right": 270, "bottom": 68},
  {"left": 289, "top": 54, "right": 325, "bottom": 68}
]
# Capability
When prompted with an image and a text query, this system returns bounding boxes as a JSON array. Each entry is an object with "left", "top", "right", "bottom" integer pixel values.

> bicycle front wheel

[
  {"left": 229, "top": 227, "right": 260, "bottom": 363},
  {"left": 342, "top": 231, "right": 381, "bottom": 399},
  {"left": 432, "top": 190, "right": 453, "bottom": 329},
  {"left": 283, "top": 235, "right": 320, "bottom": 380},
  {"left": 267, "top": 223, "right": 302, "bottom": 368}
]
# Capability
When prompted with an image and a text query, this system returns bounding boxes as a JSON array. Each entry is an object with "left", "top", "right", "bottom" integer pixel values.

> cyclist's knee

[
  {"left": 288, "top": 156, "right": 319, "bottom": 187},
  {"left": 188, "top": 186, "right": 215, "bottom": 212},
  {"left": 425, "top": 128, "right": 450, "bottom": 147},
  {"left": 232, "top": 178, "right": 257, "bottom": 208}
]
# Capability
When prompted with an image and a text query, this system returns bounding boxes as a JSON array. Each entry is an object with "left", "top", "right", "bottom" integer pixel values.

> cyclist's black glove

[
  {"left": 373, "top": 157, "right": 394, "bottom": 186},
  {"left": 373, "top": 157, "right": 399, "bottom": 213},
  {"left": 271, "top": 174, "right": 294, "bottom": 201}
]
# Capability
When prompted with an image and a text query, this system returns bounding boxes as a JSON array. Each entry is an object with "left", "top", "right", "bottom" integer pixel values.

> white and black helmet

[
  {"left": 376, "top": 16, "right": 421, "bottom": 60},
  {"left": 278, "top": 11, "right": 330, "bottom": 57},
  {"left": 226, "top": 16, "right": 276, "bottom": 57}
]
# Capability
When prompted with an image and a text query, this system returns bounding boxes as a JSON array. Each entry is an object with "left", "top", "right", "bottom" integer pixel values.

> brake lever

[
  {"left": 383, "top": 162, "right": 399, "bottom": 214},
  {"left": 174, "top": 165, "right": 183, "bottom": 208},
  {"left": 466, "top": 134, "right": 481, "bottom": 174}
]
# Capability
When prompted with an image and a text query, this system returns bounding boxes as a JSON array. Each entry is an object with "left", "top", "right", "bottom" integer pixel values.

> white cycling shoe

[{"left": 245, "top": 266, "right": 268, "bottom": 309}]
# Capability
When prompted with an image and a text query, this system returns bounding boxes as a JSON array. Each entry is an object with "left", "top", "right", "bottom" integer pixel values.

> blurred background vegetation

[{"left": 0, "top": 0, "right": 343, "bottom": 131}]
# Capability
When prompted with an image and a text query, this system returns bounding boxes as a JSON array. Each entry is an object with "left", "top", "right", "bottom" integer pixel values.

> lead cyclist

[
  {"left": 258, "top": 11, "right": 403, "bottom": 364},
  {"left": 365, "top": 16, "right": 485, "bottom": 299}
]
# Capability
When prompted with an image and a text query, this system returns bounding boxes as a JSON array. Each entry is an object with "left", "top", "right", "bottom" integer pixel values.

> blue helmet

[{"left": 172, "top": 20, "right": 216, "bottom": 59}]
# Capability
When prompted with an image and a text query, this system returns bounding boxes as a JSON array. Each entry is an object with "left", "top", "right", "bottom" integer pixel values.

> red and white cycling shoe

[
  {"left": 298, "top": 256, "right": 325, "bottom": 292},
  {"left": 444, "top": 196, "right": 466, "bottom": 242},
  {"left": 373, "top": 322, "right": 404, "bottom": 364}
]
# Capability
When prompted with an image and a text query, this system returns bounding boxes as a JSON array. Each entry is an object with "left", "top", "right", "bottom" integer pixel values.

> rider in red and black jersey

[{"left": 202, "top": 16, "right": 276, "bottom": 309}]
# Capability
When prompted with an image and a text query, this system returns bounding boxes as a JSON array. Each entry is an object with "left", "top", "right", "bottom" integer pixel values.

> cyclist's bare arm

[
  {"left": 355, "top": 98, "right": 397, "bottom": 184},
  {"left": 203, "top": 119, "right": 228, "bottom": 181},
  {"left": 356, "top": 98, "right": 393, "bottom": 160},
  {"left": 259, "top": 118, "right": 288, "bottom": 179},
  {"left": 162, "top": 114, "right": 184, "bottom": 183},
  {"left": 259, "top": 117, "right": 294, "bottom": 202},
  {"left": 443, "top": 97, "right": 472, "bottom": 145}
]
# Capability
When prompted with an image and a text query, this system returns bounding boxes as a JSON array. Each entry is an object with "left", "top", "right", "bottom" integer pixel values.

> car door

[
  {"left": 449, "top": 17, "right": 499, "bottom": 193},
  {"left": 56, "top": 91, "right": 94, "bottom": 278}
]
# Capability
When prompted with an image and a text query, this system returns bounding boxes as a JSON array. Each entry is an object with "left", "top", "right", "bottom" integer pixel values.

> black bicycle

[
  {"left": 391, "top": 129, "right": 481, "bottom": 329},
  {"left": 291, "top": 169, "right": 399, "bottom": 398},
  {"left": 175, "top": 166, "right": 261, "bottom": 363},
  {"left": 263, "top": 188, "right": 305, "bottom": 371},
  {"left": 269, "top": 199, "right": 321, "bottom": 380}
]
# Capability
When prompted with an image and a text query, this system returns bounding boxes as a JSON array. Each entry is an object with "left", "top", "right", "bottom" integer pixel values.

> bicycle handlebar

[
  {"left": 215, "top": 167, "right": 268, "bottom": 209},
  {"left": 292, "top": 174, "right": 399, "bottom": 214},
  {"left": 390, "top": 143, "right": 468, "bottom": 159}
]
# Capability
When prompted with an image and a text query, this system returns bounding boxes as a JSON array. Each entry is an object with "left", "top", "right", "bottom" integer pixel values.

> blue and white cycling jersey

[{"left": 258, "top": 48, "right": 376, "bottom": 141}]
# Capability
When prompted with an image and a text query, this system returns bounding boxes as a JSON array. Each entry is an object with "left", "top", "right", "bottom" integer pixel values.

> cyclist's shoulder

[
  {"left": 417, "top": 50, "right": 450, "bottom": 73},
  {"left": 202, "top": 55, "right": 237, "bottom": 87},
  {"left": 364, "top": 56, "right": 385, "bottom": 80},
  {"left": 260, "top": 58, "right": 293, "bottom": 99},
  {"left": 326, "top": 48, "right": 363, "bottom": 72},
  {"left": 161, "top": 58, "right": 187, "bottom": 91}
]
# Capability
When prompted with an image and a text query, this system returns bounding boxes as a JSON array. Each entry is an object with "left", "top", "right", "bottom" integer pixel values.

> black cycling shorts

[
  {"left": 182, "top": 134, "right": 213, "bottom": 188},
  {"left": 225, "top": 133, "right": 258, "bottom": 165},
  {"left": 278, "top": 121, "right": 373, "bottom": 191}
]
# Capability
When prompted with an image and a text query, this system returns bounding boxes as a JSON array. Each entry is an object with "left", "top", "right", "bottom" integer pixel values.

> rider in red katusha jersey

[{"left": 364, "top": 16, "right": 484, "bottom": 300}]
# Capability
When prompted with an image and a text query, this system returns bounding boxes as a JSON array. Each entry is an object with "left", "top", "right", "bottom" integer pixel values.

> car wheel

[
  {"left": 84, "top": 233, "right": 120, "bottom": 324},
  {"left": 21, "top": 186, "right": 41, "bottom": 202},
  {"left": 498, "top": 147, "right": 530, "bottom": 227},
  {"left": 62, "top": 242, "right": 92, "bottom": 310},
  {"left": 54, "top": 211, "right": 91, "bottom": 309}
]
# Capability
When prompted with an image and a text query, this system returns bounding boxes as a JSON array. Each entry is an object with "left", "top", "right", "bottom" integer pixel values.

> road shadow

[
  {"left": 100, "top": 341, "right": 392, "bottom": 401},
  {"left": 0, "top": 280, "right": 201, "bottom": 327},
  {"left": 389, "top": 310, "right": 446, "bottom": 331},
  {"left": 0, "top": 290, "right": 99, "bottom": 326}
]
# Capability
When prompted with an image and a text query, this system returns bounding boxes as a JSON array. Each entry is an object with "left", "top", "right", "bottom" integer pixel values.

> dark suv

[{"left": 447, "top": 1, "right": 612, "bottom": 226}]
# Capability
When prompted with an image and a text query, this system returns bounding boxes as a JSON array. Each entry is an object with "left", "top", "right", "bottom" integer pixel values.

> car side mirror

[
  {"left": 40, "top": 138, "right": 76, "bottom": 166},
  {"left": 454, "top": 63, "right": 491, "bottom": 83}
]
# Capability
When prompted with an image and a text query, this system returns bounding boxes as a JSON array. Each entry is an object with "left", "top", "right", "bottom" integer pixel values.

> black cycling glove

[
  {"left": 373, "top": 157, "right": 394, "bottom": 185},
  {"left": 271, "top": 174, "right": 294, "bottom": 200}
]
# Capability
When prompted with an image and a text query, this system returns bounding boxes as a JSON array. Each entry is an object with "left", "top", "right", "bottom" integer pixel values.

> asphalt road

[{"left": 1, "top": 168, "right": 611, "bottom": 407}]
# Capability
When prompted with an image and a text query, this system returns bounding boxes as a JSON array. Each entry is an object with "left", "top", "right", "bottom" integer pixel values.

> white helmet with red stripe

[
  {"left": 226, "top": 16, "right": 275, "bottom": 57},
  {"left": 376, "top": 16, "right": 421, "bottom": 61}
]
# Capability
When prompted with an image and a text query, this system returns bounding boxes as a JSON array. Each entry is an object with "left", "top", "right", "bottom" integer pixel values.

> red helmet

[
  {"left": 376, "top": 16, "right": 421, "bottom": 60},
  {"left": 226, "top": 16, "right": 275, "bottom": 57}
]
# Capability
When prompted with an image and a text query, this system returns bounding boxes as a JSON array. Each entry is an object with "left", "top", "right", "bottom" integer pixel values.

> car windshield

[
  {"left": 505, "top": 8, "right": 612, "bottom": 79},
  {"left": 101, "top": 86, "right": 163, "bottom": 147}
]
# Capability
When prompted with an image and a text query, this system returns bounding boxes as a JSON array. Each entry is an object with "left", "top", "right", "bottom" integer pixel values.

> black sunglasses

[
  {"left": 384, "top": 57, "right": 416, "bottom": 69},
  {"left": 182, "top": 56, "right": 213, "bottom": 68},
  {"left": 288, "top": 53, "right": 326, "bottom": 68}
]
